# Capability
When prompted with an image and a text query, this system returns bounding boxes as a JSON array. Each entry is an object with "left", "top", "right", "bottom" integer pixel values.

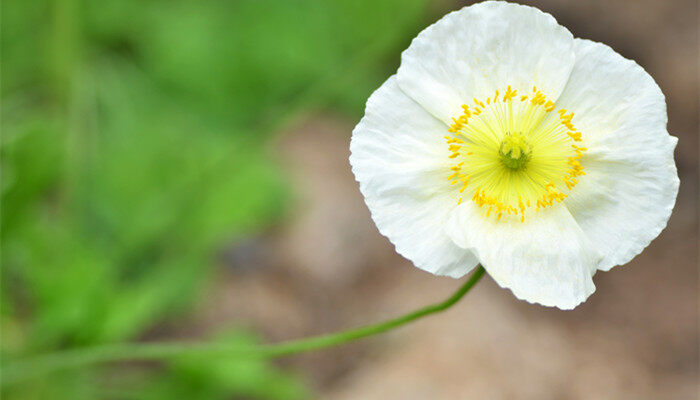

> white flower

[{"left": 349, "top": 1, "right": 679, "bottom": 309}]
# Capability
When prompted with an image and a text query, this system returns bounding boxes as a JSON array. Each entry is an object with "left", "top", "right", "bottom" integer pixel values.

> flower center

[
  {"left": 444, "top": 86, "right": 586, "bottom": 222},
  {"left": 499, "top": 133, "right": 531, "bottom": 170}
]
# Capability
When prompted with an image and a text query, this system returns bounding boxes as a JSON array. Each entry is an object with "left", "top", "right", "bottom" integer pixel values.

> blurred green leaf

[
  {"left": 2, "top": 0, "right": 431, "bottom": 397},
  {"left": 131, "top": 330, "right": 309, "bottom": 400}
]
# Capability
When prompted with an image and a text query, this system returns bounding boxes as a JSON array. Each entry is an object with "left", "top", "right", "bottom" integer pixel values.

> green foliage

[
  {"left": 137, "top": 331, "right": 309, "bottom": 400},
  {"left": 1, "top": 0, "right": 430, "bottom": 398}
]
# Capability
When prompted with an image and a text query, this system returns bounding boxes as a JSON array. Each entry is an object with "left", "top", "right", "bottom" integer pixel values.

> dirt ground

[{"left": 190, "top": 0, "right": 699, "bottom": 398}]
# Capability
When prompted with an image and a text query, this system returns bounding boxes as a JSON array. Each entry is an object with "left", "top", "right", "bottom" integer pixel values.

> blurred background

[{"left": 1, "top": 0, "right": 697, "bottom": 399}]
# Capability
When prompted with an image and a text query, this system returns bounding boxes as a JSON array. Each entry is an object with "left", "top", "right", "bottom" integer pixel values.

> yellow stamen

[{"left": 444, "top": 85, "right": 587, "bottom": 222}]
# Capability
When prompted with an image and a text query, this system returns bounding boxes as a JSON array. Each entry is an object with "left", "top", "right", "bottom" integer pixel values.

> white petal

[
  {"left": 397, "top": 1, "right": 575, "bottom": 124},
  {"left": 445, "top": 202, "right": 602, "bottom": 309},
  {"left": 350, "top": 76, "right": 479, "bottom": 278},
  {"left": 557, "top": 39, "right": 679, "bottom": 271}
]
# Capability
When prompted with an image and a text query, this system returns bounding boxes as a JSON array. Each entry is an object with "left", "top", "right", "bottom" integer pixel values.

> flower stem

[{"left": 2, "top": 266, "right": 485, "bottom": 386}]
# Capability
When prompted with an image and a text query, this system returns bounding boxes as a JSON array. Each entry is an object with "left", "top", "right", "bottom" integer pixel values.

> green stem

[{"left": 2, "top": 267, "right": 484, "bottom": 386}]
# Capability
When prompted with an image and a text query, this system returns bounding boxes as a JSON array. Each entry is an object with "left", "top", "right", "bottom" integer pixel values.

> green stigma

[{"left": 499, "top": 133, "right": 532, "bottom": 170}]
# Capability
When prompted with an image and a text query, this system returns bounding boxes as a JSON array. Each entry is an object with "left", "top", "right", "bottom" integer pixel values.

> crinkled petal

[
  {"left": 557, "top": 39, "right": 679, "bottom": 271},
  {"left": 445, "top": 202, "right": 602, "bottom": 309},
  {"left": 350, "top": 76, "right": 479, "bottom": 277},
  {"left": 397, "top": 1, "right": 575, "bottom": 124}
]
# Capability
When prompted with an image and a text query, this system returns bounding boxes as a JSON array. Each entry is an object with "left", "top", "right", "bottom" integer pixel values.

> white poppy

[{"left": 349, "top": 1, "right": 679, "bottom": 309}]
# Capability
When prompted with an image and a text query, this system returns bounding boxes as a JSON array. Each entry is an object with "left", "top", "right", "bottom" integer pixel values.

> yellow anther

[{"left": 445, "top": 85, "right": 586, "bottom": 222}]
